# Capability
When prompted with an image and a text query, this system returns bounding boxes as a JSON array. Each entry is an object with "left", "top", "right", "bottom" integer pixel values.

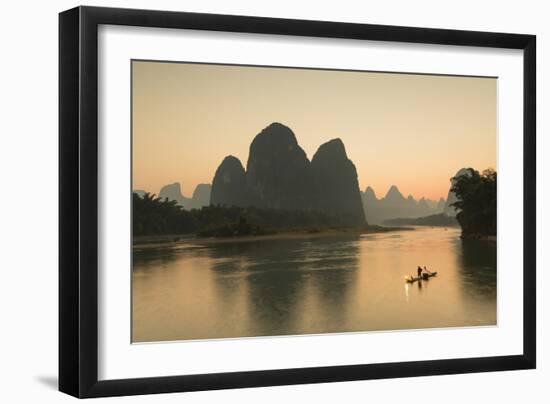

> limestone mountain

[
  {"left": 385, "top": 185, "right": 407, "bottom": 205},
  {"left": 191, "top": 184, "right": 212, "bottom": 209},
  {"left": 363, "top": 186, "right": 377, "bottom": 201},
  {"left": 361, "top": 185, "right": 444, "bottom": 225},
  {"left": 310, "top": 138, "right": 365, "bottom": 224},
  {"left": 154, "top": 182, "right": 212, "bottom": 210},
  {"left": 361, "top": 186, "right": 380, "bottom": 224},
  {"left": 245, "top": 123, "right": 312, "bottom": 210},
  {"left": 159, "top": 182, "right": 191, "bottom": 208},
  {"left": 383, "top": 186, "right": 416, "bottom": 219},
  {"left": 210, "top": 122, "right": 366, "bottom": 225},
  {"left": 417, "top": 198, "right": 432, "bottom": 217},
  {"left": 210, "top": 155, "right": 247, "bottom": 207}
]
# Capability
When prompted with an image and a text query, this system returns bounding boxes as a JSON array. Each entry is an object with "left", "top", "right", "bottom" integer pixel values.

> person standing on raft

[{"left": 417, "top": 266, "right": 423, "bottom": 278}]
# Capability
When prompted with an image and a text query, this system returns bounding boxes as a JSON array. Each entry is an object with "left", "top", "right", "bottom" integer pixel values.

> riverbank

[{"left": 133, "top": 225, "right": 413, "bottom": 250}]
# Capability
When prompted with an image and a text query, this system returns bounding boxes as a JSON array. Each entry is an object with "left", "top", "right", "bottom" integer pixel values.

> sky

[{"left": 132, "top": 60, "right": 496, "bottom": 201}]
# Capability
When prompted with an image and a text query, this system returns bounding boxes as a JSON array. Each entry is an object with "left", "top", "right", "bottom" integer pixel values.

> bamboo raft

[{"left": 404, "top": 272, "right": 438, "bottom": 283}]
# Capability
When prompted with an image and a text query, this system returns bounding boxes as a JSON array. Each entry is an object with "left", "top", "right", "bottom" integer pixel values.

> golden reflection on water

[{"left": 132, "top": 227, "right": 496, "bottom": 342}]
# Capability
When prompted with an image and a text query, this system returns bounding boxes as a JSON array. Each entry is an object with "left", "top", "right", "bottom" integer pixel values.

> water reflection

[
  {"left": 132, "top": 227, "right": 497, "bottom": 342},
  {"left": 454, "top": 238, "right": 497, "bottom": 322},
  {"left": 133, "top": 247, "right": 179, "bottom": 270},
  {"left": 206, "top": 236, "right": 360, "bottom": 337},
  {"left": 458, "top": 238, "right": 497, "bottom": 295}
]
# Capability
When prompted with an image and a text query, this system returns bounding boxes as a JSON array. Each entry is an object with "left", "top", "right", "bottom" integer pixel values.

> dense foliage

[
  {"left": 133, "top": 192, "right": 362, "bottom": 238},
  {"left": 450, "top": 168, "right": 497, "bottom": 237},
  {"left": 383, "top": 213, "right": 458, "bottom": 227}
]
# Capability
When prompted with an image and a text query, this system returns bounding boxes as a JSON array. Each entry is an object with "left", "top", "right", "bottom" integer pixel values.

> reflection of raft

[{"left": 404, "top": 272, "right": 437, "bottom": 283}]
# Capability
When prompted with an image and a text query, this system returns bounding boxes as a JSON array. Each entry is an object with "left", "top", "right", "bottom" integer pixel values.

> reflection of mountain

[
  {"left": 361, "top": 185, "right": 445, "bottom": 225},
  {"left": 134, "top": 234, "right": 361, "bottom": 339},
  {"left": 156, "top": 182, "right": 212, "bottom": 210},
  {"left": 211, "top": 122, "right": 365, "bottom": 225},
  {"left": 206, "top": 235, "right": 361, "bottom": 336}
]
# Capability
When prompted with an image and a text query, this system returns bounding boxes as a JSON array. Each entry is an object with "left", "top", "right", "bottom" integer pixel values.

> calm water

[{"left": 132, "top": 227, "right": 496, "bottom": 342}]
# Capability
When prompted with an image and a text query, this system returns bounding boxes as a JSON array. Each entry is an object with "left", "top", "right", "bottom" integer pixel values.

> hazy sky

[{"left": 132, "top": 61, "right": 496, "bottom": 201}]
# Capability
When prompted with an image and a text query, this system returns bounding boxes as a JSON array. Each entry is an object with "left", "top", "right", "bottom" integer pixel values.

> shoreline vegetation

[
  {"left": 450, "top": 168, "right": 497, "bottom": 240},
  {"left": 132, "top": 162, "right": 497, "bottom": 248},
  {"left": 132, "top": 189, "right": 417, "bottom": 250},
  {"left": 133, "top": 225, "right": 413, "bottom": 249},
  {"left": 133, "top": 192, "right": 377, "bottom": 243},
  {"left": 383, "top": 213, "right": 458, "bottom": 227}
]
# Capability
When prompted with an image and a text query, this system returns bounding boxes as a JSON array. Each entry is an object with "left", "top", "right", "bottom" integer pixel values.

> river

[{"left": 132, "top": 227, "right": 496, "bottom": 342}]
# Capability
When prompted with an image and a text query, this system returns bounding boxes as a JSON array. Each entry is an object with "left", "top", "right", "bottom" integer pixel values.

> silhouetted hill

[
  {"left": 154, "top": 182, "right": 212, "bottom": 210},
  {"left": 385, "top": 185, "right": 406, "bottom": 204},
  {"left": 361, "top": 185, "right": 446, "bottom": 224},
  {"left": 191, "top": 184, "right": 211, "bottom": 209},
  {"left": 246, "top": 122, "right": 312, "bottom": 210},
  {"left": 364, "top": 186, "right": 377, "bottom": 201},
  {"left": 210, "top": 155, "right": 247, "bottom": 207},
  {"left": 210, "top": 122, "right": 366, "bottom": 225},
  {"left": 310, "top": 138, "right": 365, "bottom": 224},
  {"left": 159, "top": 182, "right": 191, "bottom": 208},
  {"left": 418, "top": 198, "right": 432, "bottom": 216}
]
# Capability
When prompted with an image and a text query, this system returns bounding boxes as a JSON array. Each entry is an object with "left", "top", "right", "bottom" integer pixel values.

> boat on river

[{"left": 404, "top": 272, "right": 438, "bottom": 283}]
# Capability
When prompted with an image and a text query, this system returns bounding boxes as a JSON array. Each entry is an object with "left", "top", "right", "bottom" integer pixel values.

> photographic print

[{"left": 131, "top": 60, "right": 497, "bottom": 343}]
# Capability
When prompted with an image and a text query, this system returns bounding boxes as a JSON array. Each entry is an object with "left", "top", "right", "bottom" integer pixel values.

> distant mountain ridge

[
  {"left": 361, "top": 167, "right": 471, "bottom": 224},
  {"left": 135, "top": 182, "right": 212, "bottom": 210},
  {"left": 361, "top": 185, "right": 443, "bottom": 224}
]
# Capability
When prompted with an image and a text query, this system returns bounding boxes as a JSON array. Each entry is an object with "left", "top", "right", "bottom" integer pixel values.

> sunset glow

[{"left": 132, "top": 61, "right": 496, "bottom": 201}]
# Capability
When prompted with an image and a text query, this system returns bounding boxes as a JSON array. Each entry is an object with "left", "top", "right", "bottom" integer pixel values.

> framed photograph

[{"left": 59, "top": 6, "right": 536, "bottom": 398}]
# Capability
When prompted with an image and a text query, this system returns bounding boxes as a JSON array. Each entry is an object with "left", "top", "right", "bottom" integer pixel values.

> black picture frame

[{"left": 59, "top": 5, "right": 536, "bottom": 398}]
